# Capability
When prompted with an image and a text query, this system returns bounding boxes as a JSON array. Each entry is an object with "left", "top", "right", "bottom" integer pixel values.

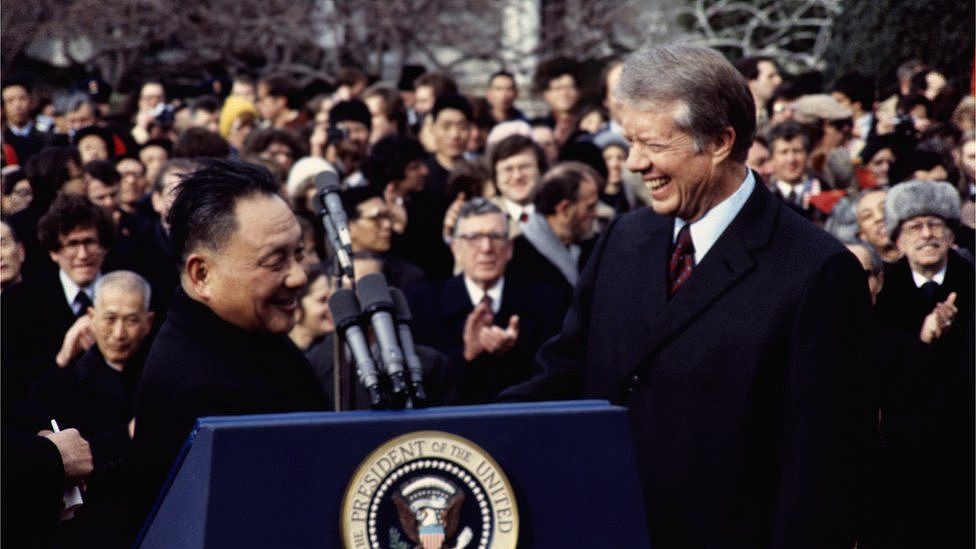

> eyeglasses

[
  {"left": 901, "top": 218, "right": 946, "bottom": 238},
  {"left": 60, "top": 237, "right": 102, "bottom": 255},
  {"left": 455, "top": 232, "right": 508, "bottom": 245},
  {"left": 357, "top": 211, "right": 393, "bottom": 224}
]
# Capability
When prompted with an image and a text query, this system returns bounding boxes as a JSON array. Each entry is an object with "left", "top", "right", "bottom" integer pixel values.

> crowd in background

[{"left": 1, "top": 50, "right": 974, "bottom": 547}]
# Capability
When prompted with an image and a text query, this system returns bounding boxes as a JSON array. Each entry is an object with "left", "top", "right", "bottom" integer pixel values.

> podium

[{"left": 138, "top": 400, "right": 650, "bottom": 548}]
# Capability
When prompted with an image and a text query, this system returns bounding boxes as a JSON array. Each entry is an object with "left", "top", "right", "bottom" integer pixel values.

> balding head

[{"left": 91, "top": 271, "right": 154, "bottom": 368}]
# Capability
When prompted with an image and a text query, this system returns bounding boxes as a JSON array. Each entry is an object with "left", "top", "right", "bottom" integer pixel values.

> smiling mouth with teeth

[{"left": 645, "top": 177, "right": 670, "bottom": 190}]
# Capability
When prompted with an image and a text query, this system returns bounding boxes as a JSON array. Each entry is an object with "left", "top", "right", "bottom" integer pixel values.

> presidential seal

[{"left": 341, "top": 431, "right": 518, "bottom": 549}]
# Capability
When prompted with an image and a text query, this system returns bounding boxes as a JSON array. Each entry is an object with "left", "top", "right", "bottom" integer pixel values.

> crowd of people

[{"left": 1, "top": 48, "right": 973, "bottom": 547}]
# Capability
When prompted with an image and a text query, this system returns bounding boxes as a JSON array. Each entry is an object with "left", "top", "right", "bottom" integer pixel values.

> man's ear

[
  {"left": 710, "top": 127, "right": 737, "bottom": 165},
  {"left": 554, "top": 198, "right": 572, "bottom": 218},
  {"left": 185, "top": 253, "right": 212, "bottom": 299}
]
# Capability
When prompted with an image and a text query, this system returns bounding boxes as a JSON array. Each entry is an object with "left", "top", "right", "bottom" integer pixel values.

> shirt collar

[
  {"left": 674, "top": 169, "right": 756, "bottom": 265},
  {"left": 503, "top": 199, "right": 534, "bottom": 222},
  {"left": 911, "top": 264, "right": 948, "bottom": 287},
  {"left": 463, "top": 275, "right": 504, "bottom": 314},
  {"left": 59, "top": 269, "right": 99, "bottom": 312},
  {"left": 8, "top": 121, "right": 33, "bottom": 136}
]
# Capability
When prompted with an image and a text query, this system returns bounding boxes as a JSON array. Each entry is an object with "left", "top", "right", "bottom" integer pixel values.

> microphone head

[
  {"left": 314, "top": 170, "right": 341, "bottom": 194},
  {"left": 328, "top": 288, "right": 363, "bottom": 331},
  {"left": 357, "top": 273, "right": 394, "bottom": 314},
  {"left": 389, "top": 287, "right": 412, "bottom": 323}
]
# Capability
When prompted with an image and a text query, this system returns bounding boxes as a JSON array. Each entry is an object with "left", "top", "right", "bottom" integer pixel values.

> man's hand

[
  {"left": 478, "top": 315, "right": 519, "bottom": 356},
  {"left": 41, "top": 428, "right": 93, "bottom": 483},
  {"left": 920, "top": 292, "right": 958, "bottom": 343},
  {"left": 443, "top": 193, "right": 466, "bottom": 241},
  {"left": 463, "top": 300, "right": 493, "bottom": 361},
  {"left": 56, "top": 315, "right": 94, "bottom": 368},
  {"left": 384, "top": 183, "right": 408, "bottom": 234}
]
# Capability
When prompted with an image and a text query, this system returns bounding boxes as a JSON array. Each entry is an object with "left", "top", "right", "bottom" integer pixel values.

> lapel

[
  {"left": 439, "top": 276, "right": 474, "bottom": 322},
  {"left": 633, "top": 182, "right": 779, "bottom": 370}
]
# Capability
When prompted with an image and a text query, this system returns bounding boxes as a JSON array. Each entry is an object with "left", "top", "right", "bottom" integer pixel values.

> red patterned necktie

[{"left": 668, "top": 224, "right": 695, "bottom": 296}]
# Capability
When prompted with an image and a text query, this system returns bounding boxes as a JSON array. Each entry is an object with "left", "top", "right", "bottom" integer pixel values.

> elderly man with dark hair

[
  {"left": 502, "top": 44, "right": 873, "bottom": 548},
  {"left": 407, "top": 198, "right": 562, "bottom": 404},
  {"left": 129, "top": 159, "right": 327, "bottom": 535}
]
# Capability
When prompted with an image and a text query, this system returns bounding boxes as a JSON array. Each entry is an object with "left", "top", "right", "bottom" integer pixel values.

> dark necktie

[
  {"left": 920, "top": 280, "right": 941, "bottom": 305},
  {"left": 668, "top": 224, "right": 695, "bottom": 296},
  {"left": 518, "top": 212, "right": 529, "bottom": 223},
  {"left": 480, "top": 293, "right": 493, "bottom": 311},
  {"left": 74, "top": 291, "right": 92, "bottom": 317}
]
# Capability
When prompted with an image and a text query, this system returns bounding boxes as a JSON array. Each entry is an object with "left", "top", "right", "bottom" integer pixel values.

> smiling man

[
  {"left": 407, "top": 198, "right": 562, "bottom": 404},
  {"left": 129, "top": 159, "right": 326, "bottom": 536},
  {"left": 502, "top": 45, "right": 874, "bottom": 548},
  {"left": 871, "top": 180, "right": 974, "bottom": 548}
]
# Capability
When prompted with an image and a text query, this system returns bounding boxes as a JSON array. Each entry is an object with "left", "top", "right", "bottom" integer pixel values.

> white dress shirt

[
  {"left": 673, "top": 169, "right": 756, "bottom": 265},
  {"left": 463, "top": 276, "right": 504, "bottom": 314}
]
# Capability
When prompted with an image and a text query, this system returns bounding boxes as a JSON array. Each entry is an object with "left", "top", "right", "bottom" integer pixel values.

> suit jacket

[
  {"left": 1, "top": 273, "right": 79, "bottom": 404},
  {"left": 501, "top": 182, "right": 875, "bottom": 548},
  {"left": 129, "top": 287, "right": 327, "bottom": 536},
  {"left": 3, "top": 124, "right": 51, "bottom": 167},
  {"left": 407, "top": 275, "right": 564, "bottom": 404}
]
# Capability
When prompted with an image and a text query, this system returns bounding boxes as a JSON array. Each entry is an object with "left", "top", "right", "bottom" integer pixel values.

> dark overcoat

[{"left": 502, "top": 182, "right": 875, "bottom": 548}]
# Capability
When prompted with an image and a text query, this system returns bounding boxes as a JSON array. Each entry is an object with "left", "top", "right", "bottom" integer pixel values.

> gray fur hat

[{"left": 884, "top": 179, "right": 961, "bottom": 240}]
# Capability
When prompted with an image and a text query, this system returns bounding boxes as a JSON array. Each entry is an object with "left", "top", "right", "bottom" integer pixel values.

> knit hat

[
  {"left": 218, "top": 96, "right": 259, "bottom": 138},
  {"left": 329, "top": 100, "right": 372, "bottom": 131},
  {"left": 884, "top": 179, "right": 961, "bottom": 240},
  {"left": 791, "top": 94, "right": 853, "bottom": 124}
]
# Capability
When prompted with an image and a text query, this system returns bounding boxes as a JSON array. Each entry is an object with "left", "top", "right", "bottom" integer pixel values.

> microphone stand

[{"left": 315, "top": 191, "right": 356, "bottom": 411}]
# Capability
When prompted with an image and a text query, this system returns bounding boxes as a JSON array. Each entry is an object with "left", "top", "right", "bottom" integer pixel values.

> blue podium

[{"left": 138, "top": 401, "right": 650, "bottom": 548}]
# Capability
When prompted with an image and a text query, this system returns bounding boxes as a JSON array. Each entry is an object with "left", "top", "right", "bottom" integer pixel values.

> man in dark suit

[
  {"left": 501, "top": 45, "right": 874, "bottom": 548},
  {"left": 129, "top": 159, "right": 327, "bottom": 538},
  {"left": 408, "top": 198, "right": 563, "bottom": 404},
  {"left": 1, "top": 78, "right": 51, "bottom": 166},
  {"left": 1, "top": 194, "right": 114, "bottom": 404},
  {"left": 507, "top": 161, "right": 599, "bottom": 309}
]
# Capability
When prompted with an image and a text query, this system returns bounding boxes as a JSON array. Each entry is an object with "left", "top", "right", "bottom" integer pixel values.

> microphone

[
  {"left": 328, "top": 288, "right": 387, "bottom": 409},
  {"left": 321, "top": 211, "right": 354, "bottom": 279},
  {"left": 389, "top": 287, "right": 428, "bottom": 406},
  {"left": 314, "top": 171, "right": 353, "bottom": 252},
  {"left": 356, "top": 273, "right": 409, "bottom": 408}
]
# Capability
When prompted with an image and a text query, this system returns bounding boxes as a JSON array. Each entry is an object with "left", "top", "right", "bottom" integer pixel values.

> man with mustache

[
  {"left": 869, "top": 179, "right": 974, "bottom": 548},
  {"left": 128, "top": 159, "right": 327, "bottom": 537}
]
